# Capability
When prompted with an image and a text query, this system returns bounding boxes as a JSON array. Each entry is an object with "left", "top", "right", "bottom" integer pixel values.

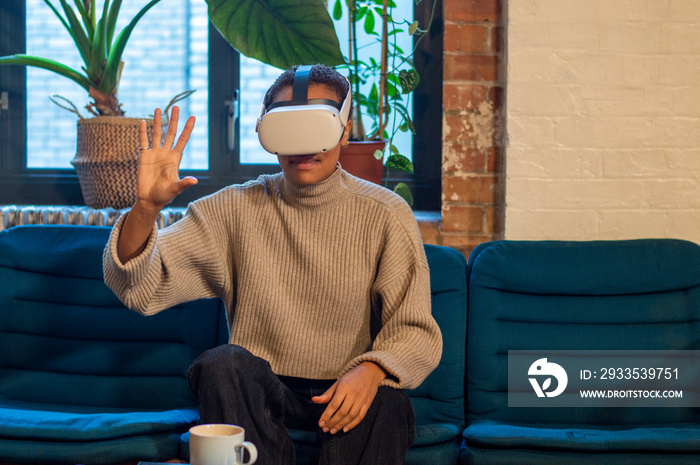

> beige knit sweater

[{"left": 103, "top": 167, "right": 442, "bottom": 389}]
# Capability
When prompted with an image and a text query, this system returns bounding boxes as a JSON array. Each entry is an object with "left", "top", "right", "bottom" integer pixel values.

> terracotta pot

[
  {"left": 71, "top": 117, "right": 154, "bottom": 209},
  {"left": 339, "top": 140, "right": 387, "bottom": 185}
]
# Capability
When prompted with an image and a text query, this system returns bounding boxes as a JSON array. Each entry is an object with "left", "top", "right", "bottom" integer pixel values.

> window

[{"left": 0, "top": 0, "right": 441, "bottom": 210}]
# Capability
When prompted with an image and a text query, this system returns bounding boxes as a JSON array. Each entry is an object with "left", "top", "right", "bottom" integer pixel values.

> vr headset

[{"left": 256, "top": 65, "right": 352, "bottom": 156}]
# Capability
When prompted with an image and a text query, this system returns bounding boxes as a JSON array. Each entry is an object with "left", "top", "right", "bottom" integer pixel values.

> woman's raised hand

[{"left": 137, "top": 106, "right": 197, "bottom": 210}]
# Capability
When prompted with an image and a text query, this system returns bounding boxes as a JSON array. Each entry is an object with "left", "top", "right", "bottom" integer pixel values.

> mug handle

[{"left": 238, "top": 440, "right": 258, "bottom": 464}]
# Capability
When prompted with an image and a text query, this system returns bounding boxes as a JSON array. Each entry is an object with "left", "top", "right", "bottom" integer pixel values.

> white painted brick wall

[{"left": 506, "top": 0, "right": 700, "bottom": 242}]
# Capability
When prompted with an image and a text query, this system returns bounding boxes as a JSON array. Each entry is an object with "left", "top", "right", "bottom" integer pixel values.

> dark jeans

[{"left": 188, "top": 344, "right": 415, "bottom": 465}]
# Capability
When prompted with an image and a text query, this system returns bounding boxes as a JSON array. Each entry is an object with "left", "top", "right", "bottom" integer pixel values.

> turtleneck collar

[{"left": 281, "top": 164, "right": 352, "bottom": 209}]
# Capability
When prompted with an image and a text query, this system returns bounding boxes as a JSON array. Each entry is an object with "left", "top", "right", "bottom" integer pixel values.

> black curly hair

[{"left": 263, "top": 64, "right": 351, "bottom": 115}]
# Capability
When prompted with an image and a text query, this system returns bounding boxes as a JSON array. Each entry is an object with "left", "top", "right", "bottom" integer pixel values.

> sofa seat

[
  {"left": 464, "top": 421, "right": 700, "bottom": 452},
  {"left": 0, "top": 399, "right": 198, "bottom": 464},
  {"left": 0, "top": 399, "right": 198, "bottom": 441},
  {"left": 462, "top": 421, "right": 700, "bottom": 465}
]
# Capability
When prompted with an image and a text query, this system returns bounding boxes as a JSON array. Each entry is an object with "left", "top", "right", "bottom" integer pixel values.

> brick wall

[
  {"left": 506, "top": 0, "right": 700, "bottom": 242},
  {"left": 420, "top": 0, "right": 505, "bottom": 257}
]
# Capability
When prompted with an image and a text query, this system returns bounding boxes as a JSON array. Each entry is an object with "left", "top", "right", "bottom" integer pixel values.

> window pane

[
  {"left": 25, "top": 0, "right": 208, "bottom": 169},
  {"left": 239, "top": 2, "right": 413, "bottom": 165},
  {"left": 239, "top": 56, "right": 280, "bottom": 165}
]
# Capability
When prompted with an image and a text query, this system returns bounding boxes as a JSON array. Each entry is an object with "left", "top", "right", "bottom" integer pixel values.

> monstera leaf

[{"left": 206, "top": 0, "right": 346, "bottom": 70}]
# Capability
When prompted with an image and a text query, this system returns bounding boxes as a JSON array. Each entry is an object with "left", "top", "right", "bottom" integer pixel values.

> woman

[{"left": 104, "top": 64, "right": 442, "bottom": 465}]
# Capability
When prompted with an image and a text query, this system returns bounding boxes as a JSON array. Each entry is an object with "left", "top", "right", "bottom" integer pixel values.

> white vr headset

[{"left": 256, "top": 65, "right": 352, "bottom": 156}]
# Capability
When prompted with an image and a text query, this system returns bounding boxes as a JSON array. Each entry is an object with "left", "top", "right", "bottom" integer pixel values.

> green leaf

[
  {"left": 88, "top": 18, "right": 105, "bottom": 81},
  {"left": 105, "top": 0, "right": 122, "bottom": 51},
  {"left": 398, "top": 68, "right": 420, "bottom": 94},
  {"left": 368, "top": 83, "right": 379, "bottom": 103},
  {"left": 72, "top": 0, "right": 94, "bottom": 37},
  {"left": 398, "top": 117, "right": 415, "bottom": 134},
  {"left": 386, "top": 80, "right": 398, "bottom": 98},
  {"left": 393, "top": 182, "right": 413, "bottom": 207},
  {"left": 394, "top": 103, "right": 416, "bottom": 134},
  {"left": 102, "top": 0, "right": 161, "bottom": 94},
  {"left": 386, "top": 154, "right": 413, "bottom": 173},
  {"left": 408, "top": 20, "right": 418, "bottom": 36},
  {"left": 355, "top": 5, "right": 367, "bottom": 21},
  {"left": 373, "top": 149, "right": 384, "bottom": 160},
  {"left": 0, "top": 55, "right": 92, "bottom": 91},
  {"left": 206, "top": 0, "right": 345, "bottom": 70},
  {"left": 332, "top": 0, "right": 342, "bottom": 20},
  {"left": 59, "top": 0, "right": 92, "bottom": 68},
  {"left": 389, "top": 144, "right": 399, "bottom": 155},
  {"left": 363, "top": 8, "right": 376, "bottom": 35}
]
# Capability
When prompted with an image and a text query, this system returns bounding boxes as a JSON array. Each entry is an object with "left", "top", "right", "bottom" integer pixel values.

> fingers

[
  {"left": 341, "top": 408, "right": 369, "bottom": 433},
  {"left": 319, "top": 390, "right": 346, "bottom": 433},
  {"left": 173, "top": 115, "right": 196, "bottom": 153},
  {"left": 152, "top": 108, "right": 162, "bottom": 148},
  {"left": 317, "top": 384, "right": 371, "bottom": 435},
  {"left": 139, "top": 119, "right": 150, "bottom": 151},
  {"left": 174, "top": 176, "right": 199, "bottom": 196},
  {"left": 312, "top": 383, "right": 336, "bottom": 405},
  {"left": 162, "top": 106, "right": 180, "bottom": 149},
  {"left": 144, "top": 107, "right": 194, "bottom": 156},
  {"left": 334, "top": 402, "right": 369, "bottom": 434},
  {"left": 316, "top": 364, "right": 385, "bottom": 435},
  {"left": 323, "top": 397, "right": 369, "bottom": 434}
]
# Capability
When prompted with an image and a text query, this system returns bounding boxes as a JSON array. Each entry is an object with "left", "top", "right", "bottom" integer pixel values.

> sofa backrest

[
  {"left": 409, "top": 244, "right": 467, "bottom": 430},
  {"left": 0, "top": 225, "right": 228, "bottom": 410},
  {"left": 466, "top": 239, "right": 700, "bottom": 427}
]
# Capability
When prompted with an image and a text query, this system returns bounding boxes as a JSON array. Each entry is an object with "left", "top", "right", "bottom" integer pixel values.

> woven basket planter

[{"left": 71, "top": 116, "right": 154, "bottom": 209}]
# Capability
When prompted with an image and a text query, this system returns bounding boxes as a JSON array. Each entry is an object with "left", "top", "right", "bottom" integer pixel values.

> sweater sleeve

[
  {"left": 103, "top": 201, "right": 230, "bottom": 315},
  {"left": 340, "top": 204, "right": 443, "bottom": 390}
]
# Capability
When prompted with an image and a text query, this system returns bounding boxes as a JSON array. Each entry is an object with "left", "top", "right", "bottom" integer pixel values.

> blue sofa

[
  {"left": 460, "top": 239, "right": 700, "bottom": 464},
  {"left": 0, "top": 224, "right": 467, "bottom": 464},
  {"left": 8, "top": 224, "right": 696, "bottom": 465}
]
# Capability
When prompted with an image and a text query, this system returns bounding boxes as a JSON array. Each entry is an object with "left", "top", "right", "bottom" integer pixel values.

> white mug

[{"left": 190, "top": 423, "right": 258, "bottom": 465}]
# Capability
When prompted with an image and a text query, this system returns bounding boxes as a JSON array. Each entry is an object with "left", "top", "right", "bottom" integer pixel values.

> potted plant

[
  {"left": 1, "top": 0, "right": 345, "bottom": 209},
  {"left": 331, "top": 0, "right": 437, "bottom": 207},
  {"left": 0, "top": 0, "right": 190, "bottom": 209},
  {"left": 207, "top": 0, "right": 436, "bottom": 206}
]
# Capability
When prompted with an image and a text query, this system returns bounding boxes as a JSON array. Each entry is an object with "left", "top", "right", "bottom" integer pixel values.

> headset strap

[
  {"left": 292, "top": 65, "right": 312, "bottom": 105},
  {"left": 266, "top": 98, "right": 342, "bottom": 112}
]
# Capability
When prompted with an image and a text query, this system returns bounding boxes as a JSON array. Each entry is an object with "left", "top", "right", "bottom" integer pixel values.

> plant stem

[
  {"left": 375, "top": 0, "right": 389, "bottom": 140},
  {"left": 348, "top": 0, "right": 366, "bottom": 140}
]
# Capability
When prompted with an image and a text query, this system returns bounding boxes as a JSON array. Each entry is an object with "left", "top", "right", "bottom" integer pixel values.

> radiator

[{"left": 0, "top": 205, "right": 186, "bottom": 232}]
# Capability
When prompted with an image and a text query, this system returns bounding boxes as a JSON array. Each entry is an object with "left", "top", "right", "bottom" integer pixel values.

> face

[{"left": 273, "top": 84, "right": 352, "bottom": 185}]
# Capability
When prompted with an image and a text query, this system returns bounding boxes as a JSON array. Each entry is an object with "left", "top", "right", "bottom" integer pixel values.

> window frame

[{"left": 0, "top": 0, "right": 441, "bottom": 211}]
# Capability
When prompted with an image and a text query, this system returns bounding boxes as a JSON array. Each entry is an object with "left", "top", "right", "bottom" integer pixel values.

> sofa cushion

[
  {"left": 464, "top": 421, "right": 700, "bottom": 452},
  {"left": 461, "top": 444, "right": 700, "bottom": 465},
  {"left": 0, "top": 399, "right": 198, "bottom": 441},
  {"left": 0, "top": 398, "right": 199, "bottom": 464}
]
